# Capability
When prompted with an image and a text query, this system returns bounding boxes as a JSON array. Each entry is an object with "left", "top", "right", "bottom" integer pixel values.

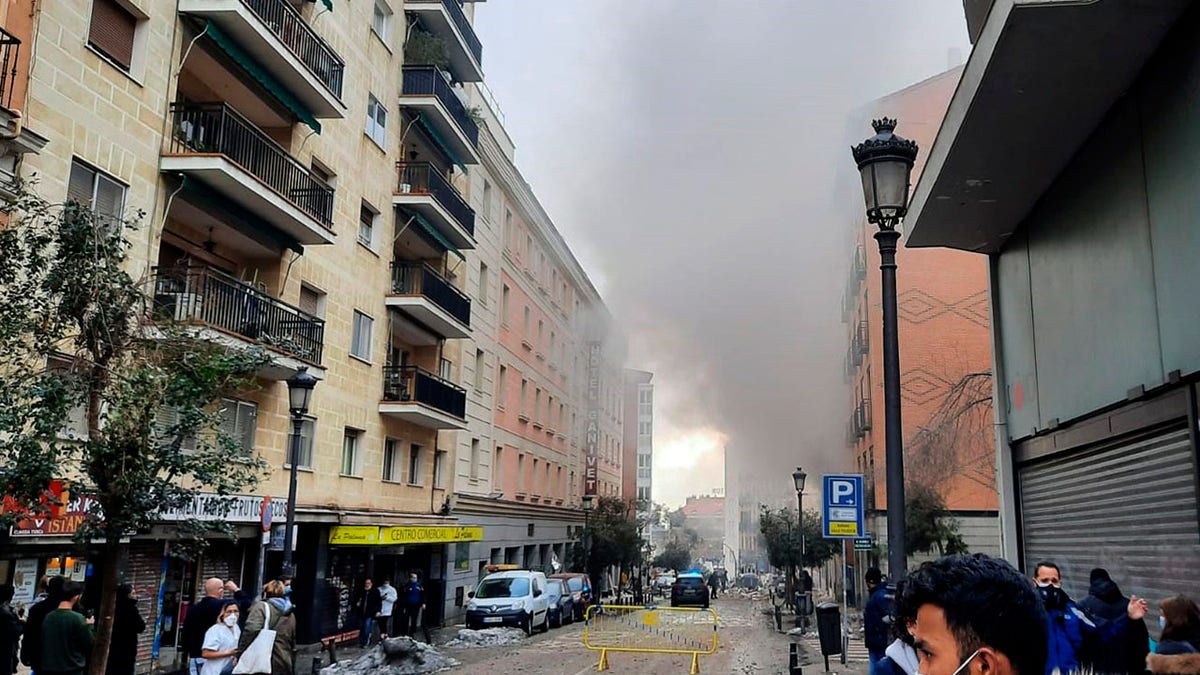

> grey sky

[{"left": 472, "top": 1, "right": 971, "bottom": 507}]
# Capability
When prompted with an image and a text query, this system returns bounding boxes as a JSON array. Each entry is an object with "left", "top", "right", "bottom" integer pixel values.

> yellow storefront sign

[
  {"left": 828, "top": 522, "right": 860, "bottom": 536},
  {"left": 328, "top": 526, "right": 381, "bottom": 544},
  {"left": 381, "top": 525, "right": 483, "bottom": 544},
  {"left": 329, "top": 525, "right": 484, "bottom": 545}
]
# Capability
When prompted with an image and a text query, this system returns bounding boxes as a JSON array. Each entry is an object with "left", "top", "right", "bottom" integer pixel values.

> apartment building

[
  {"left": 0, "top": 0, "right": 502, "bottom": 666},
  {"left": 438, "top": 83, "right": 626, "bottom": 616},
  {"left": 842, "top": 66, "right": 1000, "bottom": 582},
  {"left": 622, "top": 369, "right": 653, "bottom": 509}
]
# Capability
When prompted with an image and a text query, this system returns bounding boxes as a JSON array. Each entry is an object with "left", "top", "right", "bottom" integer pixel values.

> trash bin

[{"left": 815, "top": 602, "right": 842, "bottom": 657}]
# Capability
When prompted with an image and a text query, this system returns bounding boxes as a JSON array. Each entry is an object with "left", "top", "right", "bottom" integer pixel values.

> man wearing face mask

[
  {"left": 898, "top": 554, "right": 1047, "bottom": 675},
  {"left": 1033, "top": 561, "right": 1148, "bottom": 675}
]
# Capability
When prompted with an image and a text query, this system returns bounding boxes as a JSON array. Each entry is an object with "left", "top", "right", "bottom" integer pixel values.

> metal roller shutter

[
  {"left": 88, "top": 0, "right": 136, "bottom": 70},
  {"left": 1018, "top": 425, "right": 1200, "bottom": 604}
]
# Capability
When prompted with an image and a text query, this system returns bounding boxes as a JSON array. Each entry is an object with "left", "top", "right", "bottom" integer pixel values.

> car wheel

[
  {"left": 522, "top": 614, "right": 533, "bottom": 635},
  {"left": 541, "top": 612, "right": 550, "bottom": 633},
  {"left": 703, "top": 601, "right": 710, "bottom": 609}
]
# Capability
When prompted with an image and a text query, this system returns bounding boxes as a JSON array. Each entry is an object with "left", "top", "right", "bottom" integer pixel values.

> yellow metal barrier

[{"left": 582, "top": 604, "right": 719, "bottom": 673}]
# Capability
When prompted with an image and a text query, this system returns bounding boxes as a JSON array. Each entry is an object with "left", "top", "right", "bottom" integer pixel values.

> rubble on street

[
  {"left": 321, "top": 637, "right": 460, "bottom": 675},
  {"left": 442, "top": 627, "right": 529, "bottom": 649}
]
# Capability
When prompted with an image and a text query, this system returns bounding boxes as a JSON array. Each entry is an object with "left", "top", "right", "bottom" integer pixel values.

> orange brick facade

[{"left": 847, "top": 67, "right": 998, "bottom": 514}]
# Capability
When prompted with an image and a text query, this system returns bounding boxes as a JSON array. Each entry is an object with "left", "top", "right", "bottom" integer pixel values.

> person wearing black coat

[
  {"left": 20, "top": 575, "right": 65, "bottom": 673},
  {"left": 1078, "top": 568, "right": 1149, "bottom": 675},
  {"left": 355, "top": 579, "right": 382, "bottom": 647},
  {"left": 105, "top": 584, "right": 146, "bottom": 675},
  {"left": 864, "top": 568, "right": 891, "bottom": 674},
  {"left": 0, "top": 585, "right": 22, "bottom": 675}
]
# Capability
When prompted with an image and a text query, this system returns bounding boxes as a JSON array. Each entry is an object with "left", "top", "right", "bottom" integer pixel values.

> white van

[{"left": 465, "top": 570, "right": 550, "bottom": 634}]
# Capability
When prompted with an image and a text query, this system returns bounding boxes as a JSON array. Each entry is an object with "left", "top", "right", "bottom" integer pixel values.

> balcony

[
  {"left": 180, "top": 0, "right": 345, "bottom": 117},
  {"left": 151, "top": 266, "right": 325, "bottom": 380},
  {"left": 388, "top": 261, "right": 471, "bottom": 338},
  {"left": 379, "top": 365, "right": 468, "bottom": 429},
  {"left": 394, "top": 162, "right": 475, "bottom": 249},
  {"left": 853, "top": 244, "right": 867, "bottom": 280},
  {"left": 855, "top": 398, "right": 873, "bottom": 434},
  {"left": 163, "top": 103, "right": 336, "bottom": 246},
  {"left": 855, "top": 320, "right": 869, "bottom": 355},
  {"left": 405, "top": 0, "right": 483, "bottom": 82},
  {"left": 400, "top": 66, "right": 480, "bottom": 165}
]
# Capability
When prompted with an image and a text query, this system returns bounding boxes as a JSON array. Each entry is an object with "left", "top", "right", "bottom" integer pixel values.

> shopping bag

[{"left": 232, "top": 604, "right": 275, "bottom": 674}]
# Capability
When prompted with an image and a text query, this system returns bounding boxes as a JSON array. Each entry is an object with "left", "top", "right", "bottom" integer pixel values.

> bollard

[
  {"left": 789, "top": 642, "right": 803, "bottom": 674},
  {"left": 311, "top": 656, "right": 322, "bottom": 675},
  {"left": 325, "top": 638, "right": 338, "bottom": 665}
]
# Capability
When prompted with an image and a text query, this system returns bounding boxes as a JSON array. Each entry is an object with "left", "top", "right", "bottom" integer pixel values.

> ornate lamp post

[
  {"left": 851, "top": 118, "right": 918, "bottom": 584},
  {"left": 792, "top": 467, "right": 809, "bottom": 629},
  {"left": 282, "top": 367, "right": 317, "bottom": 576}
]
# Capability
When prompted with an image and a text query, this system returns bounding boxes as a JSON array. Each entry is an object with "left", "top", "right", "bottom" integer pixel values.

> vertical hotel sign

[{"left": 585, "top": 341, "right": 601, "bottom": 496}]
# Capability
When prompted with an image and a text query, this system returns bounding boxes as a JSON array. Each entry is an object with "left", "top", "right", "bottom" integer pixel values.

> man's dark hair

[
  {"left": 46, "top": 575, "right": 66, "bottom": 603},
  {"left": 60, "top": 580, "right": 84, "bottom": 600},
  {"left": 1033, "top": 561, "right": 1059, "bottom": 575},
  {"left": 896, "top": 554, "right": 1048, "bottom": 675},
  {"left": 865, "top": 567, "right": 883, "bottom": 585}
]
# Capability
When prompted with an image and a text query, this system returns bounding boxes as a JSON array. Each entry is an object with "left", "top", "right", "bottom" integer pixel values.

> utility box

[{"left": 815, "top": 603, "right": 843, "bottom": 656}]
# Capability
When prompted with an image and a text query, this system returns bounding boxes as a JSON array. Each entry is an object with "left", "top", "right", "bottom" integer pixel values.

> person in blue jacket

[
  {"left": 1033, "top": 561, "right": 1148, "bottom": 675},
  {"left": 864, "top": 567, "right": 891, "bottom": 674}
]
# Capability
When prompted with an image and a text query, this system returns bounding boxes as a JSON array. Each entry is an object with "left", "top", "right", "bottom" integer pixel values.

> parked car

[
  {"left": 466, "top": 570, "right": 551, "bottom": 635},
  {"left": 655, "top": 573, "right": 677, "bottom": 594},
  {"left": 545, "top": 578, "right": 574, "bottom": 628},
  {"left": 548, "top": 573, "right": 593, "bottom": 621},
  {"left": 671, "top": 574, "right": 710, "bottom": 608}
]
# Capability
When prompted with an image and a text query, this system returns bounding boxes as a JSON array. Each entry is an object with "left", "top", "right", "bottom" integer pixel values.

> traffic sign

[
  {"left": 853, "top": 538, "right": 874, "bottom": 551},
  {"left": 822, "top": 474, "right": 865, "bottom": 539}
]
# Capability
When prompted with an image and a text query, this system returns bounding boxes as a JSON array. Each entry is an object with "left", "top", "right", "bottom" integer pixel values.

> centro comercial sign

[{"left": 328, "top": 525, "right": 483, "bottom": 545}]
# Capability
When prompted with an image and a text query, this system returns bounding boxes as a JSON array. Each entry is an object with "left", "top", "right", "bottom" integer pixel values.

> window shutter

[
  {"left": 93, "top": 174, "right": 125, "bottom": 223},
  {"left": 89, "top": 0, "right": 136, "bottom": 70},
  {"left": 299, "top": 286, "right": 320, "bottom": 317},
  {"left": 67, "top": 161, "right": 94, "bottom": 206},
  {"left": 237, "top": 401, "right": 257, "bottom": 454}
]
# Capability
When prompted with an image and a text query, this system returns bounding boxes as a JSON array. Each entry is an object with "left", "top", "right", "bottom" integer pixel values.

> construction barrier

[{"left": 582, "top": 604, "right": 719, "bottom": 673}]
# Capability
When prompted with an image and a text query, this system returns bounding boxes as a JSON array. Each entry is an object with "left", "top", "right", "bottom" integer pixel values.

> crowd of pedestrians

[
  {"left": 353, "top": 571, "right": 427, "bottom": 647},
  {"left": 861, "top": 554, "right": 1200, "bottom": 675}
]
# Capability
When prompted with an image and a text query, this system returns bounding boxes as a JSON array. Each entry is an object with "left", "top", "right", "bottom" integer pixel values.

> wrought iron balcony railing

[
  {"left": 152, "top": 265, "right": 324, "bottom": 363},
  {"left": 0, "top": 26, "right": 20, "bottom": 110},
  {"left": 395, "top": 161, "right": 475, "bottom": 237},
  {"left": 391, "top": 261, "right": 471, "bottom": 328},
  {"left": 409, "top": 0, "right": 482, "bottom": 65},
  {"left": 401, "top": 66, "right": 479, "bottom": 146},
  {"left": 169, "top": 102, "right": 335, "bottom": 229},
  {"left": 243, "top": 0, "right": 344, "bottom": 97},
  {"left": 382, "top": 365, "right": 467, "bottom": 419}
]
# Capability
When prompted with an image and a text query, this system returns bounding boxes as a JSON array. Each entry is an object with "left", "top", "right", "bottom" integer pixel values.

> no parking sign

[{"left": 822, "top": 474, "right": 864, "bottom": 539}]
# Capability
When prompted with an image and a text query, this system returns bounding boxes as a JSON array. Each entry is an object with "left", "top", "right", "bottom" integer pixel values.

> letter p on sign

[{"left": 831, "top": 480, "right": 856, "bottom": 505}]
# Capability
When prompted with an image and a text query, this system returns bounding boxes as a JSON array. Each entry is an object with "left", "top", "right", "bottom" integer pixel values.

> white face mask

[
  {"left": 224, "top": 614, "right": 239, "bottom": 627},
  {"left": 919, "top": 648, "right": 980, "bottom": 675}
]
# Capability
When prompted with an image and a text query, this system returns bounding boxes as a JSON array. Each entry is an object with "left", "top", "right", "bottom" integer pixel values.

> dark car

[
  {"left": 671, "top": 575, "right": 710, "bottom": 608},
  {"left": 548, "top": 573, "right": 593, "bottom": 620},
  {"left": 545, "top": 578, "right": 574, "bottom": 628}
]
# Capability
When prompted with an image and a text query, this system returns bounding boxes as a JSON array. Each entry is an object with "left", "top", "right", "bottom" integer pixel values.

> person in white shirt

[
  {"left": 201, "top": 603, "right": 241, "bottom": 675},
  {"left": 377, "top": 579, "right": 398, "bottom": 638}
]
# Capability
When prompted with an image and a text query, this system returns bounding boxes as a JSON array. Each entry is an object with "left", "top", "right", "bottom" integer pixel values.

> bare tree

[{"left": 906, "top": 370, "right": 995, "bottom": 493}]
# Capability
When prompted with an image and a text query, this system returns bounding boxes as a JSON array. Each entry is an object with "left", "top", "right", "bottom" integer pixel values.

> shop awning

[
  {"left": 410, "top": 209, "right": 465, "bottom": 261},
  {"left": 416, "top": 113, "right": 467, "bottom": 175},
  {"left": 205, "top": 20, "right": 322, "bottom": 134}
]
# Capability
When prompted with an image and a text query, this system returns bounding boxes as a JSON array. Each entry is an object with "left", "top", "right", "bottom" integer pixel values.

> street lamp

[
  {"left": 282, "top": 367, "right": 317, "bottom": 576},
  {"left": 792, "top": 467, "right": 807, "bottom": 562},
  {"left": 852, "top": 118, "right": 918, "bottom": 584}
]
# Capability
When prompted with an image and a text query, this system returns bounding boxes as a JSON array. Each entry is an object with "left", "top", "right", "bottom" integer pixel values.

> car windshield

[
  {"left": 565, "top": 578, "right": 583, "bottom": 592},
  {"left": 476, "top": 577, "right": 530, "bottom": 598},
  {"left": 546, "top": 580, "right": 564, "bottom": 596}
]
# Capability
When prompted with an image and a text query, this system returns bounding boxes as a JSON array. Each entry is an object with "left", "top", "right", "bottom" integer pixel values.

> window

[
  {"left": 520, "top": 379, "right": 528, "bottom": 416},
  {"left": 497, "top": 366, "right": 507, "bottom": 407},
  {"left": 299, "top": 284, "right": 325, "bottom": 319},
  {"left": 479, "top": 263, "right": 490, "bottom": 305},
  {"left": 350, "top": 311, "right": 373, "bottom": 360},
  {"left": 219, "top": 398, "right": 258, "bottom": 456},
  {"left": 523, "top": 306, "right": 531, "bottom": 334},
  {"left": 407, "top": 444, "right": 423, "bottom": 485},
  {"left": 474, "top": 349, "right": 485, "bottom": 391},
  {"left": 383, "top": 438, "right": 401, "bottom": 482},
  {"left": 501, "top": 285, "right": 510, "bottom": 325},
  {"left": 371, "top": 0, "right": 391, "bottom": 41},
  {"left": 483, "top": 180, "right": 493, "bottom": 220},
  {"left": 525, "top": 235, "right": 533, "bottom": 260},
  {"left": 359, "top": 202, "right": 377, "bottom": 248},
  {"left": 47, "top": 356, "right": 88, "bottom": 440},
  {"left": 440, "top": 358, "right": 453, "bottom": 381},
  {"left": 517, "top": 453, "right": 525, "bottom": 493},
  {"left": 532, "top": 458, "right": 540, "bottom": 495},
  {"left": 638, "top": 454, "right": 650, "bottom": 468},
  {"left": 366, "top": 94, "right": 387, "bottom": 148},
  {"left": 537, "top": 320, "right": 544, "bottom": 352},
  {"left": 434, "top": 450, "right": 448, "bottom": 489},
  {"left": 289, "top": 417, "right": 315, "bottom": 469},
  {"left": 68, "top": 159, "right": 126, "bottom": 229},
  {"left": 88, "top": 0, "right": 137, "bottom": 71},
  {"left": 154, "top": 406, "right": 195, "bottom": 453},
  {"left": 534, "top": 389, "right": 542, "bottom": 423},
  {"left": 470, "top": 439, "right": 481, "bottom": 480},
  {"left": 638, "top": 421, "right": 652, "bottom": 436},
  {"left": 494, "top": 446, "right": 503, "bottom": 485},
  {"left": 639, "top": 389, "right": 653, "bottom": 404},
  {"left": 341, "top": 429, "right": 362, "bottom": 476}
]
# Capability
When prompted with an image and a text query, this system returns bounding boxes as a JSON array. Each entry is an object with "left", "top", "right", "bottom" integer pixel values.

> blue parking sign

[{"left": 822, "top": 474, "right": 865, "bottom": 539}]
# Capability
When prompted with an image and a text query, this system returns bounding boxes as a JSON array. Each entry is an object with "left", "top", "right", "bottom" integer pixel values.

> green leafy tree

[
  {"left": 905, "top": 483, "right": 969, "bottom": 556},
  {"left": 651, "top": 541, "right": 692, "bottom": 572},
  {"left": 0, "top": 182, "right": 270, "bottom": 675},
  {"left": 571, "top": 496, "right": 644, "bottom": 587}
]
